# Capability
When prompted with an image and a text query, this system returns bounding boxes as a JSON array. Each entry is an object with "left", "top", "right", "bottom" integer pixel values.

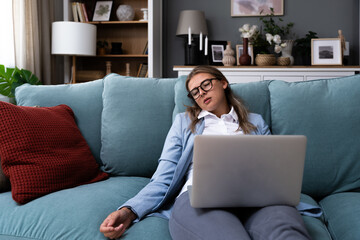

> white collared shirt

[
  {"left": 198, "top": 107, "right": 243, "bottom": 135},
  {"left": 178, "top": 107, "right": 244, "bottom": 197}
]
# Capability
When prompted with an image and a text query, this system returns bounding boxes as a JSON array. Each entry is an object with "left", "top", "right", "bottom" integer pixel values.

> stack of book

[{"left": 72, "top": 2, "right": 89, "bottom": 22}]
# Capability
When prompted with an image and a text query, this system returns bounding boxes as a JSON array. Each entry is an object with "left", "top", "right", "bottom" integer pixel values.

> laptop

[{"left": 189, "top": 135, "right": 306, "bottom": 208}]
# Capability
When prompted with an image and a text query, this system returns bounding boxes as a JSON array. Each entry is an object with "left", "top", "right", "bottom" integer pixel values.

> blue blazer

[{"left": 120, "top": 112, "right": 321, "bottom": 222}]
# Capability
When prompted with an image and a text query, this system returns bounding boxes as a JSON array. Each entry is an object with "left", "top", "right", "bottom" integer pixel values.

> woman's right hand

[{"left": 100, "top": 207, "right": 137, "bottom": 239}]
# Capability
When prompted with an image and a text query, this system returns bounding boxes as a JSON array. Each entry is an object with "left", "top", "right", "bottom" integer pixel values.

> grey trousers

[{"left": 169, "top": 192, "right": 311, "bottom": 240}]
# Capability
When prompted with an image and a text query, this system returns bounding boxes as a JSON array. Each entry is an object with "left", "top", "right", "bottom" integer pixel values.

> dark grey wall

[{"left": 163, "top": 0, "right": 359, "bottom": 77}]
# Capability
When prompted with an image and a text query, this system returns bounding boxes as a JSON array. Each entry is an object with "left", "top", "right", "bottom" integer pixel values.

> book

[
  {"left": 72, "top": 2, "right": 79, "bottom": 22},
  {"left": 137, "top": 64, "right": 148, "bottom": 77},
  {"left": 142, "top": 41, "right": 148, "bottom": 55},
  {"left": 81, "top": 3, "right": 89, "bottom": 22},
  {"left": 76, "top": 2, "right": 85, "bottom": 22}
]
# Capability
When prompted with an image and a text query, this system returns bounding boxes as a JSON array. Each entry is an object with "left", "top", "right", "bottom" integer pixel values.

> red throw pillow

[{"left": 0, "top": 102, "right": 108, "bottom": 204}]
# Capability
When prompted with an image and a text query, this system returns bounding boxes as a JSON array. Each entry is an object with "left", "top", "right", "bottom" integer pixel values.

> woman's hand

[{"left": 100, "top": 207, "right": 137, "bottom": 239}]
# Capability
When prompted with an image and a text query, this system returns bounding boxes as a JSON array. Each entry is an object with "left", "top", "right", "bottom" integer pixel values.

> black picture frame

[{"left": 208, "top": 41, "right": 227, "bottom": 65}]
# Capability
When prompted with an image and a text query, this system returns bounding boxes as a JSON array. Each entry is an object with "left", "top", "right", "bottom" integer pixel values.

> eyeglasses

[{"left": 187, "top": 78, "right": 220, "bottom": 100}]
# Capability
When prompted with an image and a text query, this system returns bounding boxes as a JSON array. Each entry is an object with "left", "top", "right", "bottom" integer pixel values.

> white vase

[
  {"left": 222, "top": 43, "right": 236, "bottom": 66},
  {"left": 282, "top": 40, "right": 295, "bottom": 65},
  {"left": 116, "top": 5, "right": 135, "bottom": 21}
]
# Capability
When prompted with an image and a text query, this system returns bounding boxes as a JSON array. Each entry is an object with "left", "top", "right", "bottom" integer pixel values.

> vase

[
  {"left": 222, "top": 42, "right": 236, "bottom": 66},
  {"left": 116, "top": 5, "right": 135, "bottom": 21},
  {"left": 239, "top": 38, "right": 251, "bottom": 65},
  {"left": 281, "top": 40, "right": 295, "bottom": 65},
  {"left": 255, "top": 54, "right": 276, "bottom": 66}
]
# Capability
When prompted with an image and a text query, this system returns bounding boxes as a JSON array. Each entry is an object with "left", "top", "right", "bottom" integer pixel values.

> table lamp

[
  {"left": 51, "top": 21, "right": 96, "bottom": 83},
  {"left": 176, "top": 10, "right": 208, "bottom": 65}
]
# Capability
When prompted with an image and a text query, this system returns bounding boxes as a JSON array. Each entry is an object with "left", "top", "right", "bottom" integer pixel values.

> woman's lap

[{"left": 169, "top": 191, "right": 310, "bottom": 240}]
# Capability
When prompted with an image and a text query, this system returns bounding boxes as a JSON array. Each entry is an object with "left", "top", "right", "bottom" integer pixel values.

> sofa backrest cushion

[
  {"left": 15, "top": 80, "right": 104, "bottom": 165},
  {"left": 100, "top": 74, "right": 178, "bottom": 177},
  {"left": 269, "top": 75, "right": 360, "bottom": 199},
  {"left": 173, "top": 77, "right": 271, "bottom": 127}
]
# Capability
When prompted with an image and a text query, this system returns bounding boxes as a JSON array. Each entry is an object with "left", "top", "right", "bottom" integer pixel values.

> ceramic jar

[
  {"left": 222, "top": 43, "right": 236, "bottom": 66},
  {"left": 281, "top": 40, "right": 295, "bottom": 65}
]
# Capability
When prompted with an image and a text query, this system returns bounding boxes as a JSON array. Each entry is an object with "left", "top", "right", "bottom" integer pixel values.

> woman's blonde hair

[{"left": 185, "top": 65, "right": 257, "bottom": 134}]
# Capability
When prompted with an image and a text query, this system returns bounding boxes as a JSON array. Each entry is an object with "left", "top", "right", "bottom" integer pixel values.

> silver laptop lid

[{"left": 190, "top": 135, "right": 306, "bottom": 208}]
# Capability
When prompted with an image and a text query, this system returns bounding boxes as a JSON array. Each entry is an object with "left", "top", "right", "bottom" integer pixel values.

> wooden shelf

[
  {"left": 88, "top": 21, "right": 148, "bottom": 24},
  {"left": 96, "top": 54, "right": 148, "bottom": 58}
]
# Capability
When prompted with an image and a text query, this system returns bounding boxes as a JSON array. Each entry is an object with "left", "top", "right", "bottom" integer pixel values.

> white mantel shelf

[{"left": 173, "top": 66, "right": 360, "bottom": 83}]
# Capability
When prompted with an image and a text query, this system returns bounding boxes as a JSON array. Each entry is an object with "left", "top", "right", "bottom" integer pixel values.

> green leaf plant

[{"left": 0, "top": 64, "right": 41, "bottom": 99}]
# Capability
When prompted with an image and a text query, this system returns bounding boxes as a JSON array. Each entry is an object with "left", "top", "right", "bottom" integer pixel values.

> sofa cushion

[
  {"left": 101, "top": 74, "right": 178, "bottom": 177},
  {"left": 0, "top": 159, "right": 10, "bottom": 192},
  {"left": 302, "top": 216, "right": 332, "bottom": 240},
  {"left": 0, "top": 176, "right": 171, "bottom": 240},
  {"left": 0, "top": 102, "right": 108, "bottom": 204},
  {"left": 173, "top": 77, "right": 271, "bottom": 127},
  {"left": 268, "top": 75, "right": 360, "bottom": 199},
  {"left": 15, "top": 79, "right": 104, "bottom": 165},
  {"left": 320, "top": 192, "right": 360, "bottom": 240}
]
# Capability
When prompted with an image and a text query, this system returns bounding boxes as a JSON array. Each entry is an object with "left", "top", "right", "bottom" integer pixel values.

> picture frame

[
  {"left": 311, "top": 38, "right": 343, "bottom": 65},
  {"left": 236, "top": 44, "right": 254, "bottom": 65},
  {"left": 92, "top": 1, "right": 113, "bottom": 21},
  {"left": 231, "top": 0, "right": 284, "bottom": 17},
  {"left": 208, "top": 41, "right": 227, "bottom": 65}
]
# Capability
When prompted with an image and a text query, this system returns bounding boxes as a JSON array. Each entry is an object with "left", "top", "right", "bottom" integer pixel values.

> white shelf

[{"left": 173, "top": 66, "right": 360, "bottom": 83}]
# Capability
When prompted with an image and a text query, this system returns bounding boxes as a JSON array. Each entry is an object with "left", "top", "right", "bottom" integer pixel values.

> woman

[{"left": 100, "top": 65, "right": 310, "bottom": 239}]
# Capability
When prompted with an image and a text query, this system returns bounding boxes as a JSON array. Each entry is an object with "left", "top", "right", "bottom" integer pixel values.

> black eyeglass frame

[{"left": 187, "top": 78, "right": 221, "bottom": 100}]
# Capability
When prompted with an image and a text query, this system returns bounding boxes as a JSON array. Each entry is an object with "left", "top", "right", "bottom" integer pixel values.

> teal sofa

[{"left": 1, "top": 72, "right": 360, "bottom": 240}]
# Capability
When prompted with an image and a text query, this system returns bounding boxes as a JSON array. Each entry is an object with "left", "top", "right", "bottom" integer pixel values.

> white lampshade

[
  {"left": 52, "top": 21, "right": 96, "bottom": 56},
  {"left": 176, "top": 10, "right": 208, "bottom": 36}
]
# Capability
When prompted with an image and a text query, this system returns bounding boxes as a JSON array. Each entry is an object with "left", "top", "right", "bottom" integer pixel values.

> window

[{"left": 0, "top": 0, "right": 15, "bottom": 68}]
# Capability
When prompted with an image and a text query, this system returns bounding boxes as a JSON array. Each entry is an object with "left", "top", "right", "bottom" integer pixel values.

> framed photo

[
  {"left": 236, "top": 44, "right": 254, "bottom": 65},
  {"left": 311, "top": 38, "right": 343, "bottom": 65},
  {"left": 208, "top": 41, "right": 227, "bottom": 65},
  {"left": 92, "top": 1, "right": 113, "bottom": 21},
  {"left": 231, "top": 0, "right": 284, "bottom": 17}
]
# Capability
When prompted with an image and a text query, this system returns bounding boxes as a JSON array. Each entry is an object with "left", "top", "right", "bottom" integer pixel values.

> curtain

[{"left": 12, "top": 0, "right": 57, "bottom": 84}]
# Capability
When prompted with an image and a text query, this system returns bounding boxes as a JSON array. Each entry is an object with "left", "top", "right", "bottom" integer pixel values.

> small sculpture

[
  {"left": 116, "top": 5, "right": 135, "bottom": 21},
  {"left": 338, "top": 29, "right": 346, "bottom": 58}
]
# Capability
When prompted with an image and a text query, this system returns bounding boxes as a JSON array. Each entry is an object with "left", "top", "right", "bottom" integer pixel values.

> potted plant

[
  {"left": 248, "top": 8, "right": 294, "bottom": 65},
  {"left": 97, "top": 40, "right": 109, "bottom": 55},
  {"left": 0, "top": 65, "right": 41, "bottom": 104},
  {"left": 293, "top": 31, "right": 318, "bottom": 65}
]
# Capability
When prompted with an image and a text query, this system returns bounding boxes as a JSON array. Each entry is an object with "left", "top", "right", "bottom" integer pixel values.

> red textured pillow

[{"left": 0, "top": 102, "right": 108, "bottom": 204}]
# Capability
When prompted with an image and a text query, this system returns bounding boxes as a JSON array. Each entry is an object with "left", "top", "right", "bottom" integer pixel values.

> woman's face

[{"left": 188, "top": 73, "right": 229, "bottom": 117}]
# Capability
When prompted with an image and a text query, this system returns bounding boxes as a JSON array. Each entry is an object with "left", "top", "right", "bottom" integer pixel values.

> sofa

[{"left": 0, "top": 72, "right": 360, "bottom": 240}]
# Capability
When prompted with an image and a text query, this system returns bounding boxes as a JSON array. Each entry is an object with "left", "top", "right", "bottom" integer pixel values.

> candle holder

[{"left": 184, "top": 38, "right": 200, "bottom": 66}]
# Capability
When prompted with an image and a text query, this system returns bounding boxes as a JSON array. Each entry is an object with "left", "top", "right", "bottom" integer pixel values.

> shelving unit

[{"left": 64, "top": 0, "right": 162, "bottom": 83}]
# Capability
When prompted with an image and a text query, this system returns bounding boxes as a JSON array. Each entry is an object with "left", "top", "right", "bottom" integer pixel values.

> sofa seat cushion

[
  {"left": 173, "top": 77, "right": 271, "bottom": 127},
  {"left": 0, "top": 102, "right": 108, "bottom": 204},
  {"left": 299, "top": 194, "right": 332, "bottom": 240},
  {"left": 15, "top": 79, "right": 104, "bottom": 165},
  {"left": 101, "top": 74, "right": 178, "bottom": 177},
  {"left": 320, "top": 192, "right": 360, "bottom": 240},
  {"left": 268, "top": 75, "right": 360, "bottom": 199},
  {"left": 0, "top": 176, "right": 171, "bottom": 240}
]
